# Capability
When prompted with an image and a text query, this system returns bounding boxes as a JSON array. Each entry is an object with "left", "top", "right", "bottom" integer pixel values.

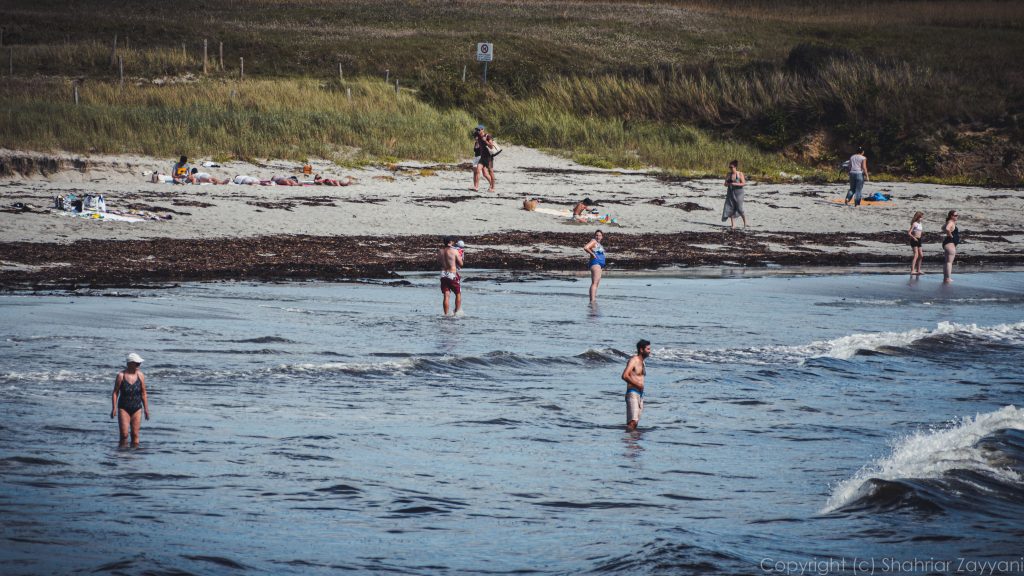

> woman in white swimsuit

[{"left": 908, "top": 211, "right": 924, "bottom": 275}]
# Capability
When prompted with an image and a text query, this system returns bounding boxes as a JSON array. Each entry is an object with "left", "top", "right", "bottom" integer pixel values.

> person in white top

[
  {"left": 908, "top": 211, "right": 924, "bottom": 275},
  {"left": 844, "top": 147, "right": 869, "bottom": 207}
]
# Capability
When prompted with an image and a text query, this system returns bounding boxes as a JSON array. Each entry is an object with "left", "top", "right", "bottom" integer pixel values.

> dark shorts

[
  {"left": 909, "top": 237, "right": 922, "bottom": 248},
  {"left": 478, "top": 155, "right": 493, "bottom": 169},
  {"left": 441, "top": 274, "right": 461, "bottom": 294}
]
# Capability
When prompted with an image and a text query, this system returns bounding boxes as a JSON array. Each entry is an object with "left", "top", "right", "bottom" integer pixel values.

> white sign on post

[{"left": 476, "top": 43, "right": 493, "bottom": 62}]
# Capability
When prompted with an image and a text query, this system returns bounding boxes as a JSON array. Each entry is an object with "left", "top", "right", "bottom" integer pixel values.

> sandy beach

[{"left": 1, "top": 146, "right": 1022, "bottom": 288}]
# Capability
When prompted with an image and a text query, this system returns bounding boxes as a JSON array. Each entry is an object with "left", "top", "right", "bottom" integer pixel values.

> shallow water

[{"left": 2, "top": 270, "right": 1023, "bottom": 575}]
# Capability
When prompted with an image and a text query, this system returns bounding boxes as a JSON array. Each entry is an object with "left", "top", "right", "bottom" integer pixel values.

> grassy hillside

[{"left": 1, "top": 0, "right": 1021, "bottom": 182}]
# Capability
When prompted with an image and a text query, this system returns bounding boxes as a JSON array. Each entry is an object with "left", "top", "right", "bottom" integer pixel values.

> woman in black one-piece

[
  {"left": 110, "top": 353, "right": 150, "bottom": 447},
  {"left": 942, "top": 210, "right": 961, "bottom": 283}
]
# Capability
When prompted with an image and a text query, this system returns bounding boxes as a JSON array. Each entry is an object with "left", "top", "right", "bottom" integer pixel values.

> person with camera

[{"left": 472, "top": 125, "right": 498, "bottom": 192}]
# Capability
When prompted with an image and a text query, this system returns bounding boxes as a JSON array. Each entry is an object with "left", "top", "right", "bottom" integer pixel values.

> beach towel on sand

[
  {"left": 830, "top": 197, "right": 894, "bottom": 207},
  {"left": 534, "top": 207, "right": 619, "bottom": 225}
]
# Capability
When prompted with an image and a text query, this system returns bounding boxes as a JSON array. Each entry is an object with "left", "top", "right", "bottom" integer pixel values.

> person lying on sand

[
  {"left": 270, "top": 175, "right": 302, "bottom": 186},
  {"left": 188, "top": 168, "right": 228, "bottom": 185},
  {"left": 314, "top": 174, "right": 352, "bottom": 186},
  {"left": 232, "top": 175, "right": 261, "bottom": 185}
]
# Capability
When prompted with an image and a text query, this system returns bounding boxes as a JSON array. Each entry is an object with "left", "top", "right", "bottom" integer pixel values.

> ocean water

[{"left": 1, "top": 270, "right": 1023, "bottom": 575}]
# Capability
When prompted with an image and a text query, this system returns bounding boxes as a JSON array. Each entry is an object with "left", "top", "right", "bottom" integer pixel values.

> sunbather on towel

[
  {"left": 188, "top": 168, "right": 228, "bottom": 185},
  {"left": 271, "top": 175, "right": 302, "bottom": 186},
  {"left": 314, "top": 174, "right": 352, "bottom": 186},
  {"left": 232, "top": 175, "right": 261, "bottom": 185}
]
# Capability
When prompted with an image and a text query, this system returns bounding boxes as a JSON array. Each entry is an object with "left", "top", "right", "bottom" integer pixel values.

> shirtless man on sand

[
  {"left": 622, "top": 339, "right": 651, "bottom": 431},
  {"left": 438, "top": 236, "right": 464, "bottom": 315}
]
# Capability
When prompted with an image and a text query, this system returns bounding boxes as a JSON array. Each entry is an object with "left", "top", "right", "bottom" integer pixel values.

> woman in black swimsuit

[
  {"left": 942, "top": 210, "right": 961, "bottom": 284},
  {"left": 110, "top": 353, "right": 150, "bottom": 447}
]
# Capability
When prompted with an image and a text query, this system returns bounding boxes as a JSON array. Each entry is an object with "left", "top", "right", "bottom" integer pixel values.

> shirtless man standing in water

[
  {"left": 438, "top": 236, "right": 464, "bottom": 315},
  {"left": 622, "top": 339, "right": 651, "bottom": 431}
]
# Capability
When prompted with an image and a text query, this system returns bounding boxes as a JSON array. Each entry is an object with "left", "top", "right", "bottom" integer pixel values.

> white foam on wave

[
  {"left": 0, "top": 369, "right": 85, "bottom": 384},
  {"left": 273, "top": 358, "right": 418, "bottom": 376},
  {"left": 822, "top": 405, "right": 1024, "bottom": 513},
  {"left": 654, "top": 320, "right": 1024, "bottom": 365}
]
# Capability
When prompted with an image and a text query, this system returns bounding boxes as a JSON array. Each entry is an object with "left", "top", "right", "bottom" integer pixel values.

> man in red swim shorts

[{"left": 438, "top": 236, "right": 464, "bottom": 315}]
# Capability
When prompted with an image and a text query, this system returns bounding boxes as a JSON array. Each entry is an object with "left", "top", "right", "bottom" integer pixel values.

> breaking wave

[{"left": 823, "top": 405, "right": 1024, "bottom": 515}]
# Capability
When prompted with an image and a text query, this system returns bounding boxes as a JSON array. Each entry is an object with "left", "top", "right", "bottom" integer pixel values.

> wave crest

[{"left": 823, "top": 405, "right": 1024, "bottom": 514}]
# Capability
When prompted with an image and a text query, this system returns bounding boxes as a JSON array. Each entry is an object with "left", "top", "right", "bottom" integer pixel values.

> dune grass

[
  {"left": 0, "top": 78, "right": 474, "bottom": 164},
  {"left": 1, "top": 0, "right": 1022, "bottom": 182}
]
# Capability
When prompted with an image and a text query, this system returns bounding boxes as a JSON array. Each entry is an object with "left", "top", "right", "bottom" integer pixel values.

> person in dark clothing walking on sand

[
  {"left": 622, "top": 340, "right": 651, "bottom": 431},
  {"left": 721, "top": 160, "right": 748, "bottom": 229}
]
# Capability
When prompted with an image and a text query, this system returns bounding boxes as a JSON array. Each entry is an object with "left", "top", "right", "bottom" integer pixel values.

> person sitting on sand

[
  {"left": 573, "top": 198, "right": 595, "bottom": 220},
  {"left": 271, "top": 175, "right": 302, "bottom": 186},
  {"left": 523, "top": 198, "right": 539, "bottom": 211},
  {"left": 314, "top": 174, "right": 352, "bottom": 187},
  {"left": 188, "top": 168, "right": 228, "bottom": 185},
  {"left": 110, "top": 353, "right": 150, "bottom": 448},
  {"left": 232, "top": 175, "right": 260, "bottom": 185},
  {"left": 171, "top": 155, "right": 190, "bottom": 184}
]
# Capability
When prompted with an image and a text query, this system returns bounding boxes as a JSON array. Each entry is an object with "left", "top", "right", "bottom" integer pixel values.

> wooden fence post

[
  {"left": 203, "top": 39, "right": 208, "bottom": 74},
  {"left": 240, "top": 57, "right": 244, "bottom": 80},
  {"left": 119, "top": 56, "right": 124, "bottom": 87},
  {"left": 219, "top": 42, "right": 224, "bottom": 71},
  {"left": 111, "top": 33, "right": 117, "bottom": 66},
  {"left": 462, "top": 65, "right": 467, "bottom": 82},
  {"left": 74, "top": 83, "right": 79, "bottom": 105},
  {"left": 385, "top": 69, "right": 389, "bottom": 83},
  {"left": 347, "top": 87, "right": 352, "bottom": 103},
  {"left": 182, "top": 42, "right": 186, "bottom": 62},
  {"left": 395, "top": 79, "right": 399, "bottom": 94},
  {"left": 338, "top": 63, "right": 343, "bottom": 81}
]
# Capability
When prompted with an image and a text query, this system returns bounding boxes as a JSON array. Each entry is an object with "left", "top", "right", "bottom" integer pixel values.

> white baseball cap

[{"left": 126, "top": 353, "right": 144, "bottom": 364}]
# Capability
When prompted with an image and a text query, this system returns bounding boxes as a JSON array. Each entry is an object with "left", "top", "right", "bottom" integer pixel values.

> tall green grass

[
  {"left": 476, "top": 95, "right": 806, "bottom": 177},
  {"left": 2, "top": 0, "right": 1022, "bottom": 182},
  {"left": 0, "top": 78, "right": 474, "bottom": 163}
]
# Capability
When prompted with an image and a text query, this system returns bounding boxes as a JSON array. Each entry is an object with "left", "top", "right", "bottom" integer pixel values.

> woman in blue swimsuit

[
  {"left": 110, "top": 353, "right": 150, "bottom": 447},
  {"left": 584, "top": 229, "right": 606, "bottom": 303}
]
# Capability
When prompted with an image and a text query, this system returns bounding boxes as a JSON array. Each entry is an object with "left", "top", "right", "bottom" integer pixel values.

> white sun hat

[{"left": 126, "top": 353, "right": 144, "bottom": 364}]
